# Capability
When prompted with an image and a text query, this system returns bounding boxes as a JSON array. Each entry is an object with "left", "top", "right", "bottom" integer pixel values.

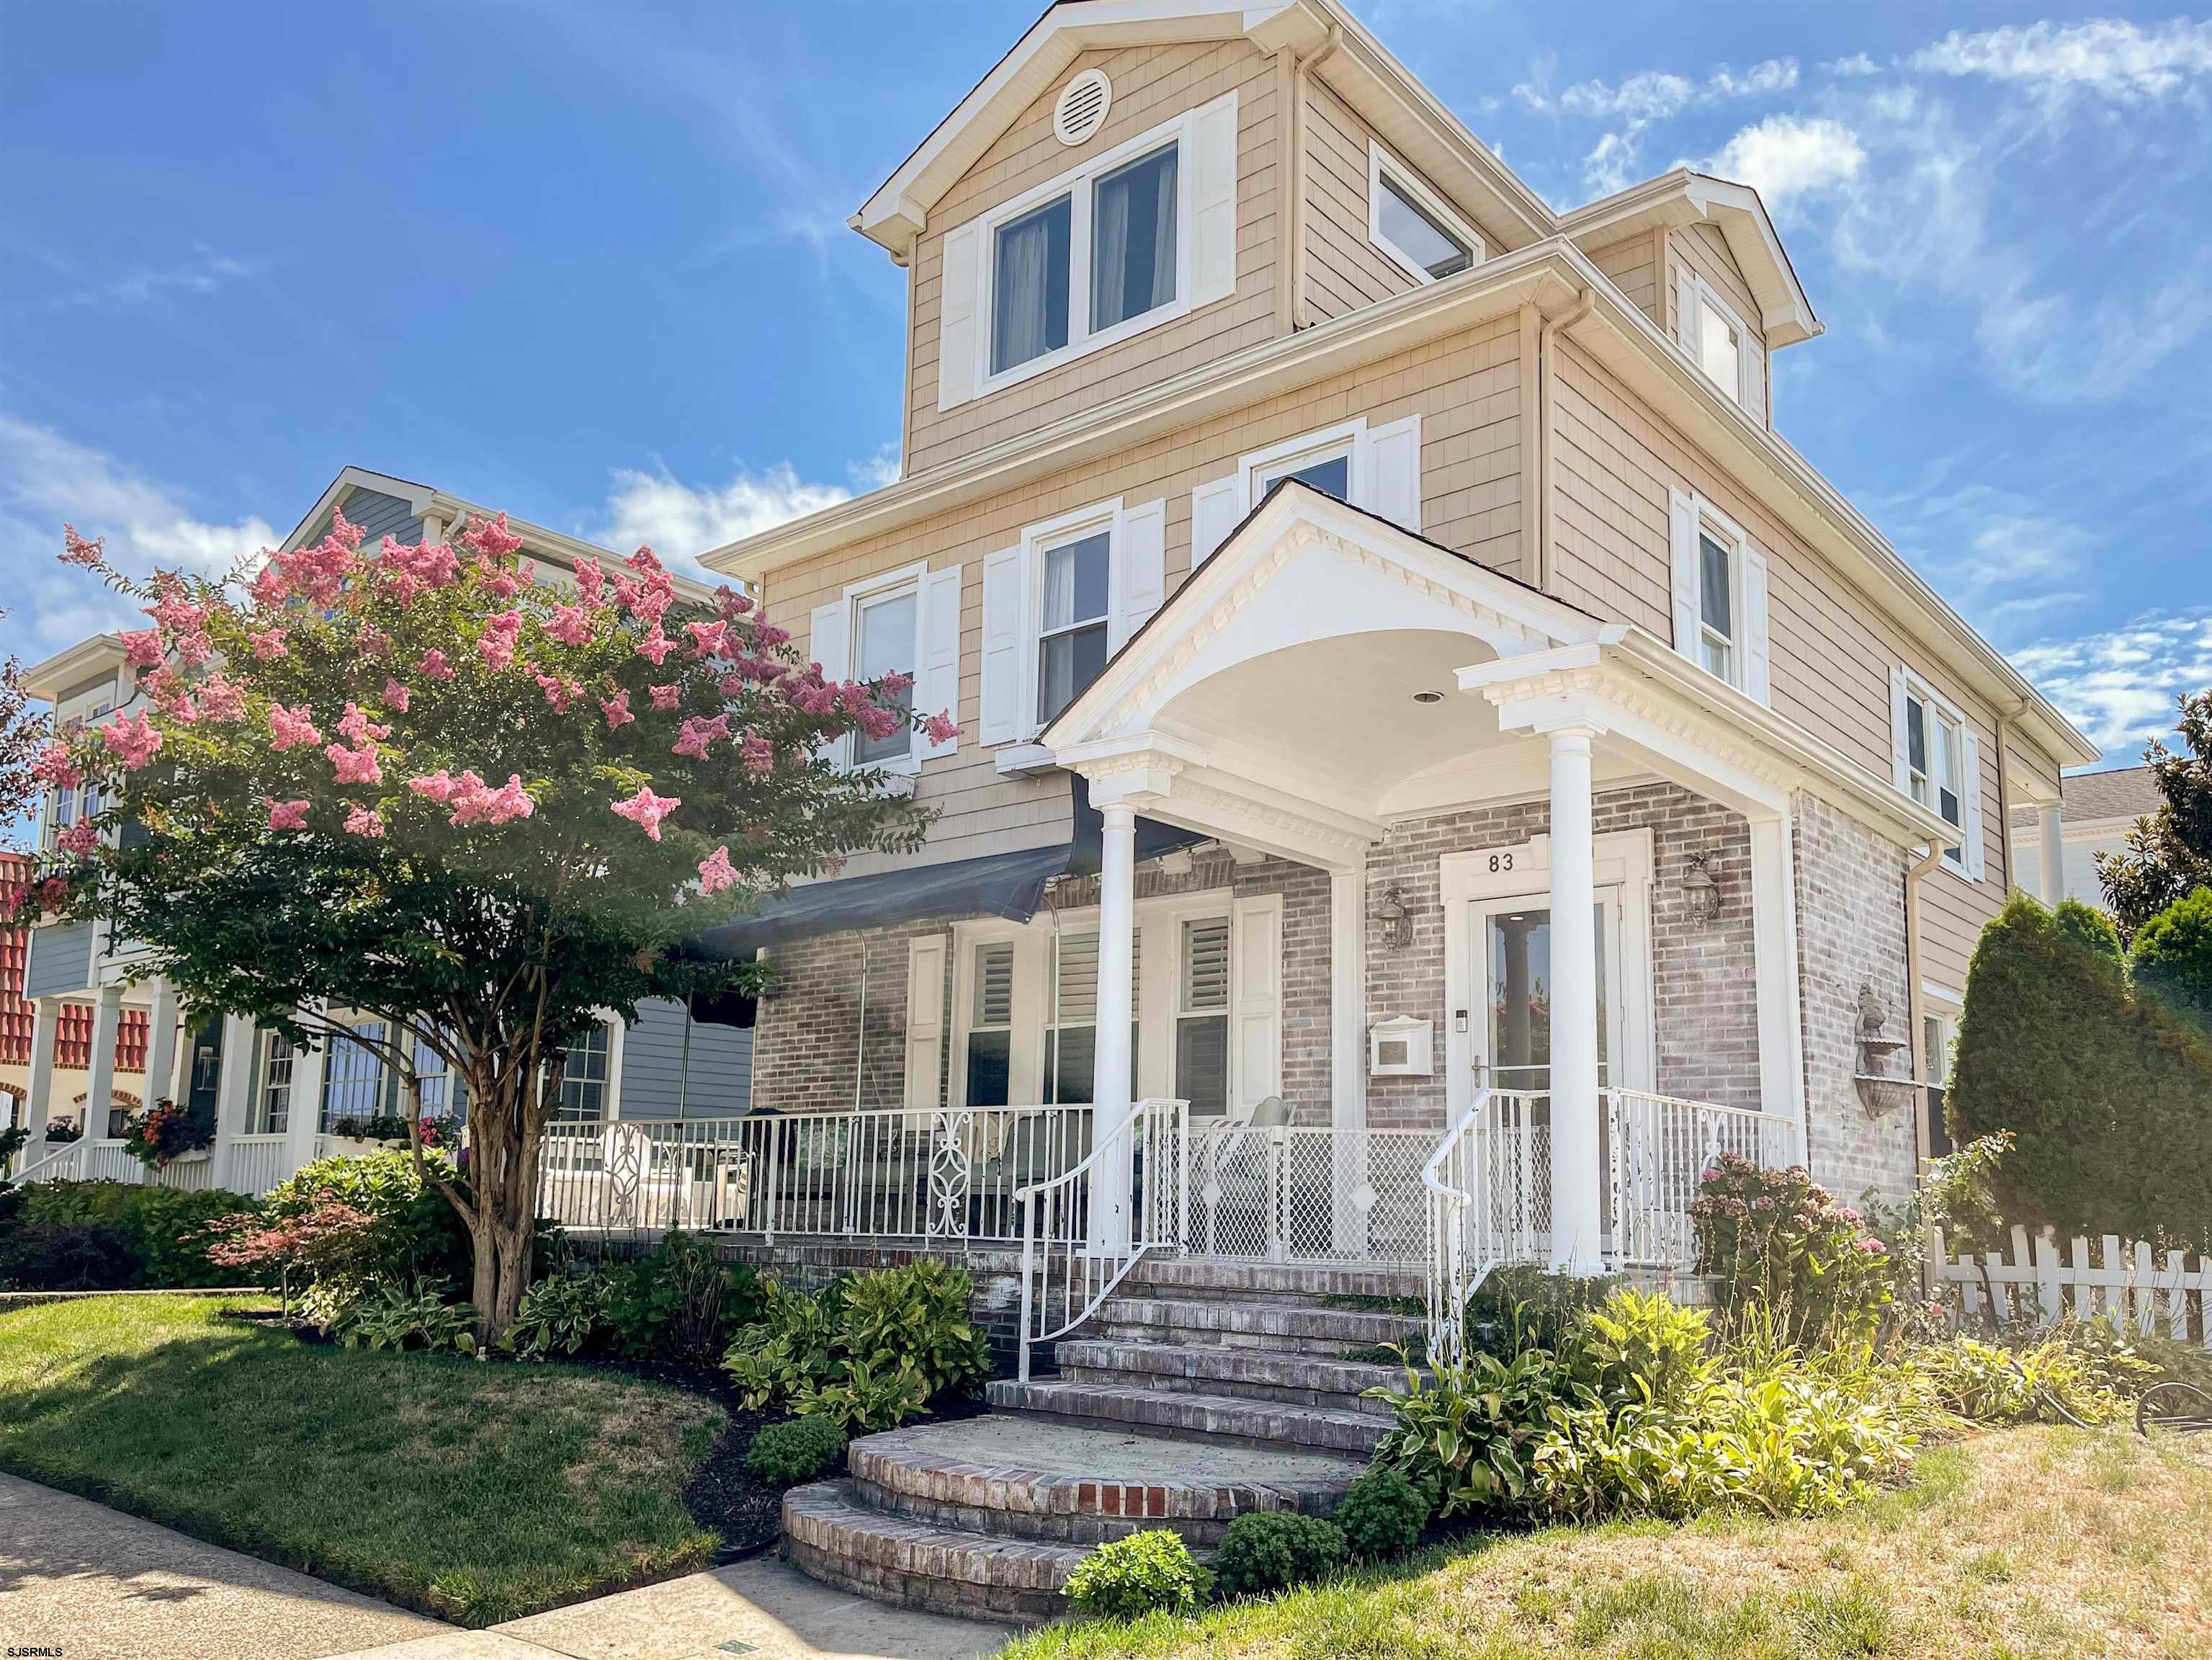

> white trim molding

[{"left": 1367, "top": 139, "right": 1485, "bottom": 286}]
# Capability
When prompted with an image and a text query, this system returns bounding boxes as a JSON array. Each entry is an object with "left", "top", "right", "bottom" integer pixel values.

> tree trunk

[{"left": 444, "top": 1037, "right": 566, "bottom": 1349}]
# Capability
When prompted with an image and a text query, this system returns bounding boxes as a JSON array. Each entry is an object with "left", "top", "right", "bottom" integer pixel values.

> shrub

[
  {"left": 1465, "top": 1264, "right": 1616, "bottom": 1358},
  {"left": 341, "top": 1278, "right": 476, "bottom": 1353},
  {"left": 1692, "top": 1156, "right": 1893, "bottom": 1344},
  {"left": 200, "top": 1200, "right": 377, "bottom": 1317},
  {"left": 2130, "top": 886, "right": 2212, "bottom": 1035},
  {"left": 1333, "top": 1468, "right": 1428, "bottom": 1562},
  {"left": 1364, "top": 1347, "right": 1558, "bottom": 1517},
  {"left": 8, "top": 1179, "right": 256, "bottom": 1288},
  {"left": 264, "top": 1150, "right": 472, "bottom": 1290},
  {"left": 1210, "top": 1512, "right": 1347, "bottom": 1599},
  {"left": 604, "top": 1232, "right": 762, "bottom": 1363},
  {"left": 1562, "top": 1288, "right": 1712, "bottom": 1411},
  {"left": 1950, "top": 892, "right": 2212, "bottom": 1248},
  {"left": 0, "top": 1216, "right": 138, "bottom": 1290},
  {"left": 833, "top": 1257, "right": 991, "bottom": 1401},
  {"left": 506, "top": 1266, "right": 618, "bottom": 1358},
  {"left": 1065, "top": 1530, "right": 1209, "bottom": 1620},
  {"left": 2052, "top": 896, "right": 2126, "bottom": 972},
  {"left": 743, "top": 1415, "right": 847, "bottom": 1485}
]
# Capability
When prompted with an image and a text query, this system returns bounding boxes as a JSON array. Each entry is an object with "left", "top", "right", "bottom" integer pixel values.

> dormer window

[
  {"left": 1698, "top": 294, "right": 1743, "bottom": 403},
  {"left": 1368, "top": 142, "right": 1483, "bottom": 287}
]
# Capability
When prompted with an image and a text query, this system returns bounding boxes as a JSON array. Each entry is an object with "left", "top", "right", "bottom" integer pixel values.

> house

[
  {"left": 2010, "top": 764, "right": 2162, "bottom": 908},
  {"left": 689, "top": 0, "right": 2095, "bottom": 1241},
  {"left": 1, "top": 849, "right": 150, "bottom": 1141},
  {"left": 10, "top": 467, "right": 756, "bottom": 1196}
]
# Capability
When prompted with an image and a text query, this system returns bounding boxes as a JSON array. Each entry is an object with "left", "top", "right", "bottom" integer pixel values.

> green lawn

[
  {"left": 1001, "top": 1428, "right": 2212, "bottom": 1660},
  {"left": 0, "top": 1295, "right": 723, "bottom": 1625}
]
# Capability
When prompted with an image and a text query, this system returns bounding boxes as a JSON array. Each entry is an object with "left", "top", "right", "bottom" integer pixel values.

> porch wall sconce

[
  {"left": 1680, "top": 850, "right": 1726, "bottom": 924},
  {"left": 1374, "top": 885, "right": 1415, "bottom": 952}
]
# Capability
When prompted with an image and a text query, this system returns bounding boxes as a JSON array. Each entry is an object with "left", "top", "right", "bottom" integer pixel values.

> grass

[
  {"left": 998, "top": 1430, "right": 2212, "bottom": 1659},
  {"left": 0, "top": 1294, "right": 724, "bottom": 1626}
]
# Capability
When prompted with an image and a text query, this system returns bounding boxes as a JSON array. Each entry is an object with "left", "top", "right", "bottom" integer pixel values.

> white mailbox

[{"left": 1368, "top": 1013, "right": 1433, "bottom": 1078}]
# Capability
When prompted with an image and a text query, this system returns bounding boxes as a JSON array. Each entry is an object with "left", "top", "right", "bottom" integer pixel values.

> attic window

[{"left": 1054, "top": 70, "right": 1112, "bottom": 147}]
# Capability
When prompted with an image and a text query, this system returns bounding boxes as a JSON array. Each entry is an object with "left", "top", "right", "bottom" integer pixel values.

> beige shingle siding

[
  {"left": 1586, "top": 232, "right": 1662, "bottom": 330},
  {"left": 905, "top": 40, "right": 1284, "bottom": 476},
  {"left": 769, "top": 316, "right": 1528, "bottom": 872},
  {"left": 1301, "top": 79, "right": 1415, "bottom": 321}
]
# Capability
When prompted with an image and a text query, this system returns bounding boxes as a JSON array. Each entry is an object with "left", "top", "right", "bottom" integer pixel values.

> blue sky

[{"left": 3, "top": 2, "right": 2208, "bottom": 764}]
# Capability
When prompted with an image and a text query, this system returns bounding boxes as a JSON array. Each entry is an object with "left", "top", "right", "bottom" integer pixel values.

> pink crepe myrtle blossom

[
  {"left": 752, "top": 620, "right": 790, "bottom": 649},
  {"left": 161, "top": 693, "right": 200, "bottom": 726},
  {"left": 921, "top": 711, "right": 960, "bottom": 747},
  {"left": 119, "top": 629, "right": 164, "bottom": 670},
  {"left": 170, "top": 630, "right": 213, "bottom": 668},
  {"left": 265, "top": 798, "right": 310, "bottom": 831},
  {"left": 461, "top": 512, "right": 524, "bottom": 562},
  {"left": 684, "top": 618, "right": 729, "bottom": 660},
  {"left": 269, "top": 704, "right": 322, "bottom": 751},
  {"left": 61, "top": 525, "right": 107, "bottom": 568},
  {"left": 610, "top": 785, "right": 680, "bottom": 840},
  {"left": 31, "top": 741, "right": 83, "bottom": 792},
  {"left": 601, "top": 690, "right": 635, "bottom": 729},
  {"left": 635, "top": 627, "right": 675, "bottom": 666},
  {"left": 715, "top": 586, "right": 754, "bottom": 620},
  {"left": 574, "top": 557, "right": 606, "bottom": 607},
  {"left": 878, "top": 669, "right": 913, "bottom": 695},
  {"left": 39, "top": 876, "right": 69, "bottom": 911},
  {"left": 854, "top": 703, "right": 901, "bottom": 742},
  {"left": 326, "top": 743, "right": 384, "bottom": 786},
  {"left": 148, "top": 592, "right": 206, "bottom": 635},
  {"left": 534, "top": 671, "right": 581, "bottom": 712},
  {"left": 408, "top": 770, "right": 462, "bottom": 806},
  {"left": 545, "top": 604, "right": 594, "bottom": 647},
  {"left": 648, "top": 683, "right": 681, "bottom": 712},
  {"left": 481, "top": 568, "right": 523, "bottom": 601},
  {"left": 382, "top": 678, "right": 411, "bottom": 713},
  {"left": 336, "top": 703, "right": 390, "bottom": 746},
  {"left": 673, "top": 713, "right": 730, "bottom": 759},
  {"left": 740, "top": 733, "right": 774, "bottom": 776},
  {"left": 343, "top": 806, "right": 385, "bottom": 839},
  {"left": 57, "top": 821, "right": 99, "bottom": 857},
  {"left": 249, "top": 563, "right": 289, "bottom": 607},
  {"left": 359, "top": 628, "right": 390, "bottom": 659},
  {"left": 697, "top": 845, "right": 738, "bottom": 894},
  {"left": 249, "top": 627, "right": 289, "bottom": 661},
  {"left": 478, "top": 611, "right": 523, "bottom": 673},
  {"left": 447, "top": 772, "right": 534, "bottom": 827},
  {"left": 417, "top": 648, "right": 455, "bottom": 681},
  {"left": 99, "top": 710, "right": 164, "bottom": 770},
  {"left": 197, "top": 677, "right": 246, "bottom": 723}
]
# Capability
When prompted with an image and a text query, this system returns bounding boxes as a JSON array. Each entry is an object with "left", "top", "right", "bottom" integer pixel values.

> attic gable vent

[{"left": 1052, "top": 70, "right": 1111, "bottom": 147}]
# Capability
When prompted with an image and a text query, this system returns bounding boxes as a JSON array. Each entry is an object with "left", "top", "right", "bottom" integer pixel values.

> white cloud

[
  {"left": 2012, "top": 610, "right": 2212, "bottom": 752},
  {"left": 1513, "top": 57, "right": 1799, "bottom": 193},
  {"left": 62, "top": 246, "right": 257, "bottom": 310},
  {"left": 596, "top": 463, "right": 852, "bottom": 574},
  {"left": 1703, "top": 115, "right": 1866, "bottom": 208},
  {"left": 0, "top": 416, "right": 275, "bottom": 653},
  {"left": 1912, "top": 19, "right": 2212, "bottom": 101},
  {"left": 1824, "top": 52, "right": 1884, "bottom": 79}
]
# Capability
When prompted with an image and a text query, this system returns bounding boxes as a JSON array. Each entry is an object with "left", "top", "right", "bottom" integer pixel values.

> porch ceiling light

[{"left": 1411, "top": 690, "right": 1443, "bottom": 705}]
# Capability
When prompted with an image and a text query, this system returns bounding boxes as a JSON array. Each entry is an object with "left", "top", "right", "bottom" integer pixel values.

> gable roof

[{"left": 2010, "top": 764, "right": 2163, "bottom": 829}]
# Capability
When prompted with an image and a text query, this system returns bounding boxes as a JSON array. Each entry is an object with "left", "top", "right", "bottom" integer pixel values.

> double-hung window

[
  {"left": 1367, "top": 143, "right": 1482, "bottom": 285},
  {"left": 1036, "top": 527, "right": 1112, "bottom": 725},
  {"left": 1176, "top": 918, "right": 1231, "bottom": 1117},
  {"left": 413, "top": 1036, "right": 467, "bottom": 1123},
  {"left": 1697, "top": 528, "right": 1735, "bottom": 682},
  {"left": 1042, "top": 931, "right": 1142, "bottom": 1105},
  {"left": 254, "top": 1034, "right": 295, "bottom": 1135},
  {"left": 852, "top": 584, "right": 918, "bottom": 766},
  {"left": 553, "top": 1024, "right": 609, "bottom": 1120},
  {"left": 1904, "top": 684, "right": 1966, "bottom": 868},
  {"left": 1668, "top": 491, "right": 1767, "bottom": 703},
  {"left": 964, "top": 943, "right": 1015, "bottom": 1107},
  {"left": 320, "top": 1020, "right": 388, "bottom": 1129}
]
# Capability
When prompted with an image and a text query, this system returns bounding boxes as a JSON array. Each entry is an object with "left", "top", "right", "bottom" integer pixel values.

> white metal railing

[
  {"left": 1016, "top": 1097, "right": 1185, "bottom": 1380},
  {"left": 1182, "top": 1121, "right": 1434, "bottom": 1264},
  {"left": 1423, "top": 1087, "right": 1547, "bottom": 1365},
  {"left": 226, "top": 1135, "right": 294, "bottom": 1197},
  {"left": 535, "top": 1106, "right": 1096, "bottom": 1242},
  {"left": 6, "top": 1138, "right": 89, "bottom": 1186},
  {"left": 1605, "top": 1088, "right": 1801, "bottom": 1271}
]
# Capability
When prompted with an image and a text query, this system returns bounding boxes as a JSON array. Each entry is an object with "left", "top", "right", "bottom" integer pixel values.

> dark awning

[{"left": 686, "top": 774, "right": 1213, "bottom": 960}]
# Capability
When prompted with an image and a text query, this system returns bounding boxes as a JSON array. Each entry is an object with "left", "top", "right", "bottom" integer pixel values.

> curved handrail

[
  {"left": 1421, "top": 1090, "right": 1489, "bottom": 1367},
  {"left": 5, "top": 1138, "right": 88, "bottom": 1187},
  {"left": 1014, "top": 1096, "right": 1186, "bottom": 1381}
]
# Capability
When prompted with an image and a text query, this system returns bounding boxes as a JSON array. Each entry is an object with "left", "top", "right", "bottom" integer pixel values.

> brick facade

[{"left": 1791, "top": 790, "right": 1918, "bottom": 1205}]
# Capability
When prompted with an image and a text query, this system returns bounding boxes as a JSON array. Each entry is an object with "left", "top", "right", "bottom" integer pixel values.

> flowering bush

[
  {"left": 19, "top": 511, "right": 941, "bottom": 1340},
  {"left": 1691, "top": 1155, "right": 1894, "bottom": 1343},
  {"left": 120, "top": 1099, "right": 213, "bottom": 1169},
  {"left": 200, "top": 1198, "right": 375, "bottom": 1318}
]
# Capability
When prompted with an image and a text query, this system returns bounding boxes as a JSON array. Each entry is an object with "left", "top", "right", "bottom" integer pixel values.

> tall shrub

[
  {"left": 1949, "top": 893, "right": 2212, "bottom": 1246},
  {"left": 2128, "top": 886, "right": 2212, "bottom": 1035}
]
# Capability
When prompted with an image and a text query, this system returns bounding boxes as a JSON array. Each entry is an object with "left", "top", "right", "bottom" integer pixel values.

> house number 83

[{"left": 1487, "top": 852, "right": 1513, "bottom": 873}]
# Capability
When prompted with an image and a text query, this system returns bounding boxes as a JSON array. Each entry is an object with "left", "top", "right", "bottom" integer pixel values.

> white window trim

[
  {"left": 1366, "top": 140, "right": 1484, "bottom": 287},
  {"left": 1021, "top": 496, "right": 1122, "bottom": 739},
  {"left": 972, "top": 97, "right": 1219, "bottom": 400},
  {"left": 1685, "top": 494, "right": 1750, "bottom": 692},
  {"left": 948, "top": 892, "right": 1234, "bottom": 1112},
  {"left": 1681, "top": 273, "right": 1756, "bottom": 407},
  {"left": 1240, "top": 417, "right": 1369, "bottom": 507},
  {"left": 1897, "top": 669, "right": 1976, "bottom": 880},
  {"left": 836, "top": 561, "right": 928, "bottom": 778}
]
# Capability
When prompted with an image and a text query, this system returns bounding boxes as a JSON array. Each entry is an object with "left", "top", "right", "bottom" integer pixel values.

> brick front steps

[{"left": 780, "top": 1259, "right": 1424, "bottom": 1623}]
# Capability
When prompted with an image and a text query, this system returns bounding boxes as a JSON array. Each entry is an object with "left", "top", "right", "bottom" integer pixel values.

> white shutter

[
  {"left": 1111, "top": 499, "right": 1166, "bottom": 653},
  {"left": 1189, "top": 92, "right": 1240, "bottom": 308},
  {"left": 1189, "top": 474, "right": 1245, "bottom": 570},
  {"left": 1674, "top": 262, "right": 1698, "bottom": 358},
  {"left": 936, "top": 220, "right": 982, "bottom": 411},
  {"left": 1366, "top": 414, "right": 1423, "bottom": 532},
  {"left": 1889, "top": 666, "right": 1912, "bottom": 793},
  {"left": 1229, "top": 893, "right": 1282, "bottom": 1115},
  {"left": 1742, "top": 333, "right": 1769, "bottom": 428},
  {"left": 1667, "top": 490, "right": 1698, "bottom": 664},
  {"left": 1741, "top": 545, "right": 1771, "bottom": 706},
  {"left": 904, "top": 934, "right": 947, "bottom": 1111},
  {"left": 913, "top": 565, "right": 962, "bottom": 762},
  {"left": 810, "top": 599, "right": 851, "bottom": 768},
  {"left": 1961, "top": 728, "right": 1987, "bottom": 880},
  {"left": 977, "top": 545, "right": 1028, "bottom": 747}
]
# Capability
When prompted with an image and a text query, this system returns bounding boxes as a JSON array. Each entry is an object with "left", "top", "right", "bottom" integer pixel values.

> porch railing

[
  {"left": 1606, "top": 1088, "right": 1801, "bottom": 1270},
  {"left": 225, "top": 1134, "right": 294, "bottom": 1197},
  {"left": 534, "top": 1106, "right": 1097, "bottom": 1243},
  {"left": 1182, "top": 1120, "right": 1435, "bottom": 1264},
  {"left": 1015, "top": 1097, "right": 1186, "bottom": 1380}
]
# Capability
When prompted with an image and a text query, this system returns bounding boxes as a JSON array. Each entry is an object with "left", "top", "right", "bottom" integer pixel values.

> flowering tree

[
  {"left": 20, "top": 512, "right": 943, "bottom": 1338},
  {"left": 0, "top": 610, "right": 51, "bottom": 843}
]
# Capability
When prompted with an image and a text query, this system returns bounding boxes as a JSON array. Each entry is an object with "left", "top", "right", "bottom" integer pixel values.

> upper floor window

[
  {"left": 1254, "top": 435, "right": 1354, "bottom": 504},
  {"left": 1037, "top": 526, "right": 1112, "bottom": 724},
  {"left": 1697, "top": 295, "right": 1742, "bottom": 401},
  {"left": 1678, "top": 271, "right": 1758, "bottom": 409},
  {"left": 1697, "top": 528, "right": 1735, "bottom": 682},
  {"left": 810, "top": 563, "right": 962, "bottom": 772},
  {"left": 1892, "top": 667, "right": 1984, "bottom": 879},
  {"left": 1368, "top": 143, "right": 1482, "bottom": 286},
  {"left": 853, "top": 584, "right": 919, "bottom": 765},
  {"left": 939, "top": 92, "right": 1237, "bottom": 411},
  {"left": 1667, "top": 490, "right": 1770, "bottom": 705}
]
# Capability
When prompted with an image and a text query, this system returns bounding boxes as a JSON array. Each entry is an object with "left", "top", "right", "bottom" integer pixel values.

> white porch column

[
  {"left": 210, "top": 1014, "right": 259, "bottom": 1190},
  {"left": 2038, "top": 802, "right": 2064, "bottom": 905},
  {"left": 282, "top": 1017, "right": 328, "bottom": 1177},
  {"left": 143, "top": 979, "right": 182, "bottom": 1109},
  {"left": 1091, "top": 804, "right": 1139, "bottom": 1251},
  {"left": 84, "top": 984, "right": 123, "bottom": 1146},
  {"left": 1747, "top": 815, "right": 1808, "bottom": 1148},
  {"left": 1546, "top": 726, "right": 1606, "bottom": 1275},
  {"left": 1330, "top": 865, "right": 1369, "bottom": 1254},
  {"left": 23, "top": 998, "right": 61, "bottom": 1143}
]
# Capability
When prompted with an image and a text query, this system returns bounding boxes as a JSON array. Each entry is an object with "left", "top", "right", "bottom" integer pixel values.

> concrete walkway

[
  {"left": 0, "top": 1470, "right": 442, "bottom": 1660},
  {"left": 0, "top": 1472, "right": 1011, "bottom": 1660}
]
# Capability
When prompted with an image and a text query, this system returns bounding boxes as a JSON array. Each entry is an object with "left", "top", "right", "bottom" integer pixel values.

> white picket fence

[{"left": 1930, "top": 1225, "right": 2211, "bottom": 1348}]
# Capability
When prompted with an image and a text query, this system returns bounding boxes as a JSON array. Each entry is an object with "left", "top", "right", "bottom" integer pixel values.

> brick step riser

[
  {"left": 994, "top": 1400, "right": 1386, "bottom": 1457},
  {"left": 849, "top": 1476, "right": 1246, "bottom": 1548},
  {"left": 1088, "top": 1321, "right": 1418, "bottom": 1359},
  {"left": 1119, "top": 1263, "right": 1427, "bottom": 1302},
  {"left": 987, "top": 1383, "right": 1389, "bottom": 1456},
  {"left": 784, "top": 1535, "right": 1065, "bottom": 1624},
  {"left": 1053, "top": 1364, "right": 1397, "bottom": 1417},
  {"left": 783, "top": 1483, "right": 1085, "bottom": 1624},
  {"left": 1089, "top": 1298, "right": 1421, "bottom": 1347}
]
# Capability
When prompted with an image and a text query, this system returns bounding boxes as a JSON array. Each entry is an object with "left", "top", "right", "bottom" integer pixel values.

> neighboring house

[
  {"left": 1, "top": 849, "right": 151, "bottom": 1137},
  {"left": 688, "top": 0, "right": 2098, "bottom": 1236},
  {"left": 12, "top": 467, "right": 753, "bottom": 1195},
  {"left": 2010, "top": 764, "right": 2162, "bottom": 908}
]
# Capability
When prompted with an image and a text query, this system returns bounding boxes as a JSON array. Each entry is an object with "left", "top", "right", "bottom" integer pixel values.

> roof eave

[{"left": 24, "top": 635, "right": 128, "bottom": 703}]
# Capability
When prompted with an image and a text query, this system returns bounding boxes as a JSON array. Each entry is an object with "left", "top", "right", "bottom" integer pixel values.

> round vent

[{"left": 1053, "top": 70, "right": 1112, "bottom": 147}]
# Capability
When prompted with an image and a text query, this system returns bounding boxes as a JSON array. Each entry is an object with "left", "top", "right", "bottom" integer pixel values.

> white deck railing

[
  {"left": 1183, "top": 1121, "right": 1435, "bottom": 1264},
  {"left": 1606, "top": 1088, "right": 1801, "bottom": 1270},
  {"left": 225, "top": 1135, "right": 294, "bottom": 1197}
]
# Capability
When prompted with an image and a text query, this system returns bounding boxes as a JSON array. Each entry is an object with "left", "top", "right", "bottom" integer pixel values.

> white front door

[{"left": 1469, "top": 891, "right": 1626, "bottom": 1095}]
